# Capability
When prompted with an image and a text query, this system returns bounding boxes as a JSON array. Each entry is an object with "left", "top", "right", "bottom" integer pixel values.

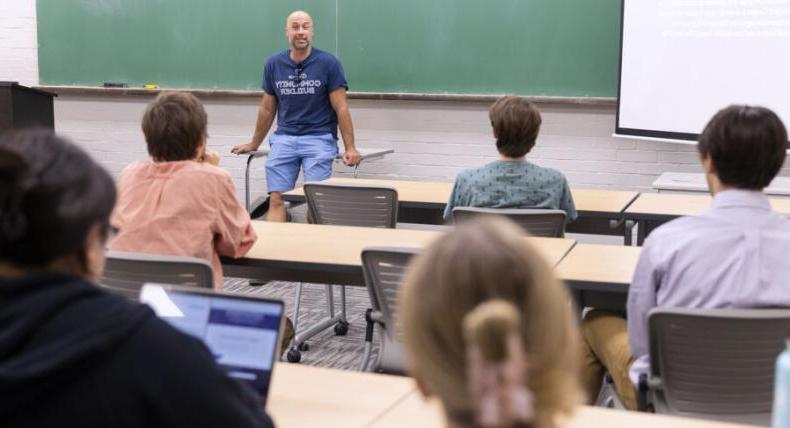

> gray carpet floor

[{"left": 224, "top": 278, "right": 379, "bottom": 371}]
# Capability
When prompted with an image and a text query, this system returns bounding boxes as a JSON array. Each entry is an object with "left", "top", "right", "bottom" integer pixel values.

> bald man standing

[{"left": 232, "top": 11, "right": 360, "bottom": 221}]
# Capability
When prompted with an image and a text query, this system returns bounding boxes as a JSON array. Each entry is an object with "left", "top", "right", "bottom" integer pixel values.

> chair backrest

[
  {"left": 100, "top": 251, "right": 214, "bottom": 299},
  {"left": 648, "top": 307, "right": 790, "bottom": 424},
  {"left": 452, "top": 207, "right": 566, "bottom": 237},
  {"left": 361, "top": 247, "right": 419, "bottom": 341},
  {"left": 304, "top": 182, "right": 398, "bottom": 228}
]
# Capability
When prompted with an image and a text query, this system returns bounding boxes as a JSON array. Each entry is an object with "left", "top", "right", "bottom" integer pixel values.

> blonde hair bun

[{"left": 463, "top": 299, "right": 522, "bottom": 363}]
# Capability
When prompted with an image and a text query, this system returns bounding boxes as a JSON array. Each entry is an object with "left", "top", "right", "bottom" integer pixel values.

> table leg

[
  {"left": 245, "top": 153, "right": 256, "bottom": 212},
  {"left": 636, "top": 220, "right": 647, "bottom": 246},
  {"left": 353, "top": 160, "right": 361, "bottom": 178},
  {"left": 624, "top": 220, "right": 635, "bottom": 246}
]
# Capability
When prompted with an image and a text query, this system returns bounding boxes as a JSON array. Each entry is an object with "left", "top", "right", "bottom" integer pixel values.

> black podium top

[
  {"left": 0, "top": 82, "right": 57, "bottom": 132},
  {"left": 0, "top": 82, "right": 57, "bottom": 98}
]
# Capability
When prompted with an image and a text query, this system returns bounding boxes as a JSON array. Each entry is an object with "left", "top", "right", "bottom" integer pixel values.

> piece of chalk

[{"left": 143, "top": 84, "right": 160, "bottom": 89}]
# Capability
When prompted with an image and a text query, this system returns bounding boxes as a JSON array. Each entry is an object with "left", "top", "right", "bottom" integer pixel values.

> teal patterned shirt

[{"left": 443, "top": 160, "right": 577, "bottom": 222}]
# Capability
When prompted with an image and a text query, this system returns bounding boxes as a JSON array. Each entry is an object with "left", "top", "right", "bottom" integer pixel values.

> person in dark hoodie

[{"left": 0, "top": 130, "right": 275, "bottom": 428}]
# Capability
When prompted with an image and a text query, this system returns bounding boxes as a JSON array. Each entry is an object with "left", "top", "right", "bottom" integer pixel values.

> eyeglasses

[
  {"left": 294, "top": 64, "right": 303, "bottom": 83},
  {"left": 101, "top": 222, "right": 120, "bottom": 243}
]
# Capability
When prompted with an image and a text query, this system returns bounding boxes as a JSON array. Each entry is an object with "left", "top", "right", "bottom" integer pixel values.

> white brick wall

[
  {"left": 4, "top": 1, "right": 790, "bottom": 205},
  {"left": 0, "top": 0, "right": 38, "bottom": 86}
]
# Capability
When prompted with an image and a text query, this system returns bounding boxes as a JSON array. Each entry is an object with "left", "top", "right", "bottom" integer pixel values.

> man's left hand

[{"left": 342, "top": 148, "right": 362, "bottom": 166}]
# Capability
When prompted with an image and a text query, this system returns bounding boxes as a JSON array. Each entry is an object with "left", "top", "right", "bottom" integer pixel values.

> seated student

[
  {"left": 110, "top": 91, "right": 256, "bottom": 290},
  {"left": 0, "top": 130, "right": 273, "bottom": 427},
  {"left": 443, "top": 96, "right": 577, "bottom": 223},
  {"left": 580, "top": 105, "right": 790, "bottom": 409},
  {"left": 399, "top": 218, "right": 581, "bottom": 428}
]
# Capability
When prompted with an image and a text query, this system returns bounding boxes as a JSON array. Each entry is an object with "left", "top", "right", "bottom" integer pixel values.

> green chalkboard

[{"left": 37, "top": 0, "right": 621, "bottom": 97}]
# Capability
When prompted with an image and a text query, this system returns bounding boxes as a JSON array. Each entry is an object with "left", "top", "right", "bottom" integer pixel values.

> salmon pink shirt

[{"left": 110, "top": 160, "right": 256, "bottom": 289}]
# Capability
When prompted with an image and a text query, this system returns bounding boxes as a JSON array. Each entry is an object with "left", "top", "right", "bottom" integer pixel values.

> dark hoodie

[{"left": 0, "top": 273, "right": 274, "bottom": 427}]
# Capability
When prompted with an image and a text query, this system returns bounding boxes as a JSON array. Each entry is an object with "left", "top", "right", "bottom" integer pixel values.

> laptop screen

[{"left": 140, "top": 284, "right": 283, "bottom": 403}]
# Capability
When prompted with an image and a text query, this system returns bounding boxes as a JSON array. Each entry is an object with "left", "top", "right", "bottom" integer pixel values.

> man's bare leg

[{"left": 267, "top": 192, "right": 288, "bottom": 222}]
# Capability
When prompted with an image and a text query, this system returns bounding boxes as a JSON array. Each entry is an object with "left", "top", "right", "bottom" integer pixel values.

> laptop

[{"left": 139, "top": 284, "right": 284, "bottom": 404}]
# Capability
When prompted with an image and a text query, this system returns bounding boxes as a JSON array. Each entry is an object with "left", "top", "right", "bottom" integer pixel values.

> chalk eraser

[{"left": 103, "top": 82, "right": 128, "bottom": 88}]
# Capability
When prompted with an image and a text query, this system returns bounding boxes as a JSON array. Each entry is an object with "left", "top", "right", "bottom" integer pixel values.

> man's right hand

[{"left": 230, "top": 142, "right": 260, "bottom": 155}]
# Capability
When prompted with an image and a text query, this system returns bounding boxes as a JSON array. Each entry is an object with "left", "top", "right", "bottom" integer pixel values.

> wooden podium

[{"left": 0, "top": 82, "right": 56, "bottom": 133}]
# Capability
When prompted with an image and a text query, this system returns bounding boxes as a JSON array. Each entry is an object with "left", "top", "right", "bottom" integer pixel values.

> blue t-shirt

[{"left": 261, "top": 48, "right": 348, "bottom": 139}]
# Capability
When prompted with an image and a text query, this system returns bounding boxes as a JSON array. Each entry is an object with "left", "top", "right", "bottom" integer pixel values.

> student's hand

[
  {"left": 342, "top": 148, "right": 362, "bottom": 166},
  {"left": 231, "top": 142, "right": 259, "bottom": 155},
  {"left": 202, "top": 149, "right": 221, "bottom": 166}
]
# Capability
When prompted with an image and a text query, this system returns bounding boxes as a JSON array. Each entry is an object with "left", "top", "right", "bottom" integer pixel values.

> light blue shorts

[{"left": 265, "top": 133, "right": 338, "bottom": 193}]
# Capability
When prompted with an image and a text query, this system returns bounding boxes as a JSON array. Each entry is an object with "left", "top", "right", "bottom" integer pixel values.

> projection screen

[{"left": 616, "top": 0, "right": 790, "bottom": 143}]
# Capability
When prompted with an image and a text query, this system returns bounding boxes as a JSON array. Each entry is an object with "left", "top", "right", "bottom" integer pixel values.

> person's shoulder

[
  {"left": 264, "top": 50, "right": 289, "bottom": 66},
  {"left": 641, "top": 215, "right": 706, "bottom": 256},
  {"left": 312, "top": 48, "right": 341, "bottom": 63},
  {"left": 527, "top": 162, "right": 568, "bottom": 183},
  {"left": 117, "top": 160, "right": 152, "bottom": 185},
  {"left": 191, "top": 162, "right": 232, "bottom": 178},
  {"left": 119, "top": 159, "right": 151, "bottom": 175},
  {"left": 188, "top": 163, "right": 236, "bottom": 190},
  {"left": 457, "top": 164, "right": 489, "bottom": 181},
  {"left": 153, "top": 162, "right": 232, "bottom": 194},
  {"left": 311, "top": 47, "right": 334, "bottom": 58}
]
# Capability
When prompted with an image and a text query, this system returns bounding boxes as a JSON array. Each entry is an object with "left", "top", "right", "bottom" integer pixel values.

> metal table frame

[{"left": 283, "top": 188, "right": 640, "bottom": 244}]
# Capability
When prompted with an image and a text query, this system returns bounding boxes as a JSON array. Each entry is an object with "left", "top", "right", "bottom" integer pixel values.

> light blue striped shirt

[{"left": 628, "top": 189, "right": 790, "bottom": 384}]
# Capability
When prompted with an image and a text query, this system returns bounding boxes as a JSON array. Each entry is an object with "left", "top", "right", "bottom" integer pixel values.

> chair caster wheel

[
  {"left": 287, "top": 349, "right": 302, "bottom": 363},
  {"left": 334, "top": 321, "right": 349, "bottom": 336},
  {"left": 298, "top": 342, "right": 309, "bottom": 351}
]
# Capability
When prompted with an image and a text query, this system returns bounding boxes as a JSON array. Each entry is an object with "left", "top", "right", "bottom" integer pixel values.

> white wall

[
  {"left": 52, "top": 95, "right": 710, "bottom": 205},
  {"left": 0, "top": 0, "right": 38, "bottom": 86},
  {"left": 5, "top": 0, "right": 789, "bottom": 204}
]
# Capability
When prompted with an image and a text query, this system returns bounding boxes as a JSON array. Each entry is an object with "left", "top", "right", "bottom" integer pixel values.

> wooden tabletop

[
  {"left": 283, "top": 177, "right": 453, "bottom": 205},
  {"left": 654, "top": 172, "right": 790, "bottom": 196},
  {"left": 626, "top": 192, "right": 790, "bottom": 218},
  {"left": 556, "top": 244, "right": 642, "bottom": 288},
  {"left": 283, "top": 177, "right": 639, "bottom": 214},
  {"left": 267, "top": 363, "right": 414, "bottom": 428},
  {"left": 369, "top": 391, "right": 760, "bottom": 428},
  {"left": 570, "top": 188, "right": 639, "bottom": 215},
  {"left": 244, "top": 221, "right": 576, "bottom": 268}
]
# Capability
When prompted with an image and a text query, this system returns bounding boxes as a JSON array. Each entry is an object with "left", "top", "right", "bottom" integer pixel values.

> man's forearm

[
  {"left": 252, "top": 106, "right": 275, "bottom": 147},
  {"left": 337, "top": 107, "right": 355, "bottom": 150}
]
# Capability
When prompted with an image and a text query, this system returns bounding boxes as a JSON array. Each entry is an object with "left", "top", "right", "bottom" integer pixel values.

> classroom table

[
  {"left": 268, "top": 364, "right": 760, "bottom": 428},
  {"left": 222, "top": 223, "right": 645, "bottom": 313},
  {"left": 240, "top": 147, "right": 394, "bottom": 212},
  {"left": 654, "top": 172, "right": 790, "bottom": 196},
  {"left": 556, "top": 244, "right": 641, "bottom": 311},
  {"left": 367, "top": 390, "right": 761, "bottom": 428},
  {"left": 624, "top": 192, "right": 790, "bottom": 245},
  {"left": 267, "top": 363, "right": 413, "bottom": 428},
  {"left": 281, "top": 177, "right": 639, "bottom": 242},
  {"left": 222, "top": 221, "right": 576, "bottom": 286}
]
